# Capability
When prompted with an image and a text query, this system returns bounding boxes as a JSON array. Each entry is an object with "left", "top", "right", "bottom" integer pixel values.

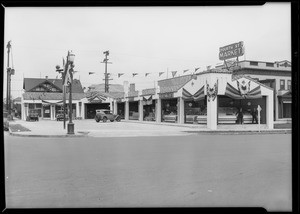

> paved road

[{"left": 4, "top": 133, "right": 291, "bottom": 211}]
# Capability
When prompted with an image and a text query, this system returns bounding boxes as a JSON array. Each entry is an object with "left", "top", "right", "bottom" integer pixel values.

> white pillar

[
  {"left": 156, "top": 98, "right": 161, "bottom": 123},
  {"left": 275, "top": 93, "right": 279, "bottom": 121},
  {"left": 139, "top": 100, "right": 143, "bottom": 121},
  {"left": 113, "top": 100, "right": 118, "bottom": 115},
  {"left": 81, "top": 102, "right": 85, "bottom": 119},
  {"left": 266, "top": 95, "right": 274, "bottom": 129},
  {"left": 207, "top": 96, "right": 218, "bottom": 130},
  {"left": 125, "top": 100, "right": 129, "bottom": 121},
  {"left": 179, "top": 97, "right": 184, "bottom": 124},
  {"left": 22, "top": 103, "right": 26, "bottom": 120},
  {"left": 109, "top": 100, "right": 113, "bottom": 112},
  {"left": 50, "top": 104, "right": 54, "bottom": 120}
]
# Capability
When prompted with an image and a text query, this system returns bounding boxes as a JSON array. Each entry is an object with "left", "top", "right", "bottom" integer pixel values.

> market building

[{"left": 20, "top": 59, "right": 290, "bottom": 131}]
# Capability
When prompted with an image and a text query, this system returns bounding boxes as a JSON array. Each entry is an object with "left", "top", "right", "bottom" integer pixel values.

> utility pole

[
  {"left": 6, "top": 41, "right": 14, "bottom": 119},
  {"left": 101, "top": 51, "right": 112, "bottom": 93}
]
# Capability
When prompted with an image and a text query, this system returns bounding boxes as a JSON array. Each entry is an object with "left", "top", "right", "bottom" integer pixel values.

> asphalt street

[{"left": 4, "top": 133, "right": 291, "bottom": 211}]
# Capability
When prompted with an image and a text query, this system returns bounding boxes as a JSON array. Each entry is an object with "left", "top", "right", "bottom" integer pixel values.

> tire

[
  {"left": 116, "top": 117, "right": 121, "bottom": 122},
  {"left": 110, "top": 120, "right": 114, "bottom": 122},
  {"left": 102, "top": 117, "right": 107, "bottom": 122},
  {"left": 95, "top": 118, "right": 100, "bottom": 123}
]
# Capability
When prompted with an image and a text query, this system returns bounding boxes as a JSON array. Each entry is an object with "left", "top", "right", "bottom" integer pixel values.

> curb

[
  {"left": 9, "top": 131, "right": 88, "bottom": 138},
  {"left": 184, "top": 129, "right": 292, "bottom": 135}
]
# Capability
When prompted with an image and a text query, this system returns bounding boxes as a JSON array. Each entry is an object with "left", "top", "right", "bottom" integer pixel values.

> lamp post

[{"left": 67, "top": 51, "right": 75, "bottom": 134}]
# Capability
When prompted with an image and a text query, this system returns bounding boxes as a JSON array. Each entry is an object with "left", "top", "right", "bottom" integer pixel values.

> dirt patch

[{"left": 9, "top": 124, "right": 31, "bottom": 132}]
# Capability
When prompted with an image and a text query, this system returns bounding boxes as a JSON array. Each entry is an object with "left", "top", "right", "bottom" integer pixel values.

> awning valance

[
  {"left": 182, "top": 86, "right": 205, "bottom": 101},
  {"left": 41, "top": 100, "right": 63, "bottom": 104},
  {"left": 225, "top": 83, "right": 262, "bottom": 99}
]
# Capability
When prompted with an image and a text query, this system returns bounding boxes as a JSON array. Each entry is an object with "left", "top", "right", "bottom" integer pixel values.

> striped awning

[
  {"left": 182, "top": 86, "right": 205, "bottom": 101},
  {"left": 41, "top": 100, "right": 63, "bottom": 104},
  {"left": 225, "top": 83, "right": 262, "bottom": 99}
]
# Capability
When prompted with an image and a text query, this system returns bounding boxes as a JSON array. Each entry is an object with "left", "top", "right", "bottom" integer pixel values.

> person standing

[
  {"left": 236, "top": 108, "right": 244, "bottom": 124},
  {"left": 251, "top": 107, "right": 258, "bottom": 124}
]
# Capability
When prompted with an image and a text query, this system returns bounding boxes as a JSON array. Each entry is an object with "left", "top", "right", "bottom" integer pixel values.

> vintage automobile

[
  {"left": 26, "top": 109, "right": 39, "bottom": 121},
  {"left": 95, "top": 109, "right": 121, "bottom": 123},
  {"left": 56, "top": 110, "right": 69, "bottom": 121}
]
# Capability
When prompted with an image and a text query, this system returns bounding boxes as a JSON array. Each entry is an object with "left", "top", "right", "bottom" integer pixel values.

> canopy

[{"left": 182, "top": 86, "right": 205, "bottom": 101}]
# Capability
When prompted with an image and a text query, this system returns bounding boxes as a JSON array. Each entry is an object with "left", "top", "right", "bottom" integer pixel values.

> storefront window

[{"left": 280, "top": 79, "right": 285, "bottom": 90}]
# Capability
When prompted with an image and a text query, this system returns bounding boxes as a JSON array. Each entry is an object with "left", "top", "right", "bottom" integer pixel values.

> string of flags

[{"left": 88, "top": 67, "right": 203, "bottom": 79}]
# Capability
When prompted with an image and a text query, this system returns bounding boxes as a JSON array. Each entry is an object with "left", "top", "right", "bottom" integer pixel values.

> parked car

[
  {"left": 56, "top": 110, "right": 68, "bottom": 121},
  {"left": 26, "top": 109, "right": 39, "bottom": 121},
  {"left": 95, "top": 109, "right": 121, "bottom": 122}
]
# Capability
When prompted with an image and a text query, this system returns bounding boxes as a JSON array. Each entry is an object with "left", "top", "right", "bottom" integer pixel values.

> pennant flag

[
  {"left": 195, "top": 67, "right": 200, "bottom": 72},
  {"left": 118, "top": 73, "right": 124, "bottom": 78},
  {"left": 89, "top": 72, "right": 95, "bottom": 75},
  {"left": 132, "top": 73, "right": 138, "bottom": 77},
  {"left": 207, "top": 65, "right": 211, "bottom": 70},
  {"left": 145, "top": 73, "right": 150, "bottom": 77},
  {"left": 159, "top": 72, "right": 165, "bottom": 77},
  {"left": 171, "top": 71, "right": 177, "bottom": 78},
  {"left": 183, "top": 69, "right": 189, "bottom": 73}
]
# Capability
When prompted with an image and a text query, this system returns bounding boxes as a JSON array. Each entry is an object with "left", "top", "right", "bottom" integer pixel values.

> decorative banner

[
  {"left": 89, "top": 72, "right": 95, "bottom": 75},
  {"left": 145, "top": 73, "right": 150, "bottom": 77},
  {"left": 194, "top": 67, "right": 200, "bottom": 72},
  {"left": 143, "top": 95, "right": 152, "bottom": 105},
  {"left": 159, "top": 72, "right": 165, "bottom": 77},
  {"left": 182, "top": 86, "right": 205, "bottom": 101},
  {"left": 225, "top": 81, "right": 262, "bottom": 99},
  {"left": 118, "top": 73, "right": 124, "bottom": 78},
  {"left": 132, "top": 73, "right": 138, "bottom": 77},
  {"left": 183, "top": 69, "right": 189, "bottom": 73},
  {"left": 237, "top": 79, "right": 251, "bottom": 98},
  {"left": 206, "top": 80, "right": 218, "bottom": 102},
  {"left": 171, "top": 71, "right": 177, "bottom": 77}
]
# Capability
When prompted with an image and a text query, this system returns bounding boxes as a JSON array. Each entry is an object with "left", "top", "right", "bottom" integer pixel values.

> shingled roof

[
  {"left": 23, "top": 92, "right": 86, "bottom": 101},
  {"left": 158, "top": 75, "right": 192, "bottom": 93},
  {"left": 23, "top": 78, "right": 84, "bottom": 93}
]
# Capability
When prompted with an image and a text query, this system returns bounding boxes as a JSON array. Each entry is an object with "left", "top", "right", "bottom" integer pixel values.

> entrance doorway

[{"left": 43, "top": 105, "right": 51, "bottom": 118}]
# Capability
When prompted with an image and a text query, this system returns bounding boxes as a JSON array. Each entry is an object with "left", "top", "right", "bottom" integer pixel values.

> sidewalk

[{"left": 6, "top": 118, "right": 291, "bottom": 138}]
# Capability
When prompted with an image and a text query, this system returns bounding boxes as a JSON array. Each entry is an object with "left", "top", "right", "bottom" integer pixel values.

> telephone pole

[
  {"left": 6, "top": 41, "right": 15, "bottom": 118},
  {"left": 101, "top": 51, "right": 112, "bottom": 93}
]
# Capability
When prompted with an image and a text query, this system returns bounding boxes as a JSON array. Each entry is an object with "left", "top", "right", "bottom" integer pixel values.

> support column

[
  {"left": 50, "top": 104, "right": 54, "bottom": 120},
  {"left": 113, "top": 100, "right": 118, "bottom": 115},
  {"left": 81, "top": 102, "right": 85, "bottom": 119},
  {"left": 125, "top": 100, "right": 129, "bottom": 121},
  {"left": 139, "top": 100, "right": 143, "bottom": 121},
  {"left": 156, "top": 98, "right": 161, "bottom": 123},
  {"left": 179, "top": 97, "right": 184, "bottom": 124},
  {"left": 109, "top": 100, "right": 113, "bottom": 112},
  {"left": 207, "top": 96, "right": 218, "bottom": 130},
  {"left": 266, "top": 95, "right": 274, "bottom": 129},
  {"left": 22, "top": 103, "right": 26, "bottom": 120}
]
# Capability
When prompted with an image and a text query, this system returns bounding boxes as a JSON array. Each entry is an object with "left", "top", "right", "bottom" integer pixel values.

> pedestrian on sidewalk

[
  {"left": 251, "top": 107, "right": 258, "bottom": 124},
  {"left": 236, "top": 107, "right": 244, "bottom": 124}
]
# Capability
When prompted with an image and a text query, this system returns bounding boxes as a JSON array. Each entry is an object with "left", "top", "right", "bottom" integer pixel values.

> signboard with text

[
  {"left": 159, "top": 92, "right": 174, "bottom": 99},
  {"left": 219, "top": 41, "right": 244, "bottom": 60}
]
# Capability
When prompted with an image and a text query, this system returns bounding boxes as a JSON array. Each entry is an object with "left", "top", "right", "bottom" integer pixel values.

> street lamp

[
  {"left": 67, "top": 51, "right": 75, "bottom": 134},
  {"left": 6, "top": 41, "right": 15, "bottom": 120}
]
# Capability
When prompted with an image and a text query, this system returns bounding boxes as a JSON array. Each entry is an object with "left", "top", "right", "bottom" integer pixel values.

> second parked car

[{"left": 95, "top": 109, "right": 121, "bottom": 123}]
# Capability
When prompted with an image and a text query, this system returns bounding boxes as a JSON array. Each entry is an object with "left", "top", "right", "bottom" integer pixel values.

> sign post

[{"left": 257, "top": 105, "right": 262, "bottom": 132}]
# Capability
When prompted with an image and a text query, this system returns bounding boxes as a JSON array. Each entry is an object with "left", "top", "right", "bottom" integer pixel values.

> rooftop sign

[{"left": 219, "top": 41, "right": 244, "bottom": 60}]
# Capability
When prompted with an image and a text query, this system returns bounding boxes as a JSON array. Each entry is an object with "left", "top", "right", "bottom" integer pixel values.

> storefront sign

[
  {"left": 128, "top": 97, "right": 135, "bottom": 102},
  {"left": 159, "top": 93, "right": 174, "bottom": 99},
  {"left": 219, "top": 41, "right": 244, "bottom": 60}
]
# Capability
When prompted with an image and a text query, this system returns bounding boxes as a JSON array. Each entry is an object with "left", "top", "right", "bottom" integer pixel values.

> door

[{"left": 43, "top": 105, "right": 51, "bottom": 118}]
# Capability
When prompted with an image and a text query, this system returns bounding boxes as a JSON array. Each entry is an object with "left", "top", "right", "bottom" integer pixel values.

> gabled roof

[
  {"left": 87, "top": 83, "right": 124, "bottom": 92},
  {"left": 23, "top": 78, "right": 84, "bottom": 93},
  {"left": 158, "top": 75, "right": 192, "bottom": 93},
  {"left": 85, "top": 91, "right": 125, "bottom": 99},
  {"left": 23, "top": 92, "right": 86, "bottom": 101}
]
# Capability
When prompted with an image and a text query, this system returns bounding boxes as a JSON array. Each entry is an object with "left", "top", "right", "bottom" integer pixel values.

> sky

[{"left": 3, "top": 3, "right": 291, "bottom": 99}]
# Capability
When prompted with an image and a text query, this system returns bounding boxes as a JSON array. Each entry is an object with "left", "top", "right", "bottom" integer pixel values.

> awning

[
  {"left": 143, "top": 95, "right": 152, "bottom": 105},
  {"left": 225, "top": 83, "right": 262, "bottom": 99},
  {"left": 182, "top": 86, "right": 205, "bottom": 101}
]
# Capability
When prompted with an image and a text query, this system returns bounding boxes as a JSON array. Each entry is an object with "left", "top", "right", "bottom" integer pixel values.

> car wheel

[
  {"left": 102, "top": 117, "right": 107, "bottom": 122},
  {"left": 116, "top": 117, "right": 121, "bottom": 122},
  {"left": 95, "top": 118, "right": 100, "bottom": 123},
  {"left": 110, "top": 120, "right": 114, "bottom": 122}
]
